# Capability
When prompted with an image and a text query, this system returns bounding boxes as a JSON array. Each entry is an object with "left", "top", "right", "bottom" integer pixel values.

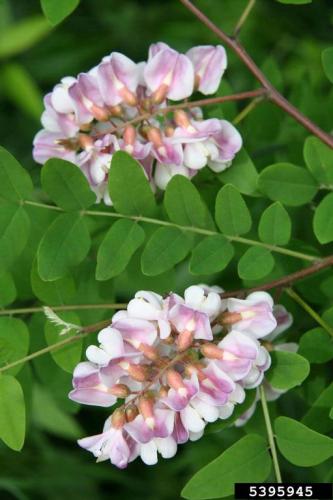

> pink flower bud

[
  {"left": 177, "top": 330, "right": 194, "bottom": 351},
  {"left": 125, "top": 404, "right": 139, "bottom": 423},
  {"left": 166, "top": 369, "right": 185, "bottom": 390},
  {"left": 109, "top": 384, "right": 131, "bottom": 398},
  {"left": 200, "top": 343, "right": 224, "bottom": 360},
  {"left": 111, "top": 408, "right": 126, "bottom": 429}
]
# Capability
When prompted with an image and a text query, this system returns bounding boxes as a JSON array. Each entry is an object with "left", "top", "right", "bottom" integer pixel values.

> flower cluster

[
  {"left": 69, "top": 284, "right": 290, "bottom": 469},
  {"left": 33, "top": 43, "right": 242, "bottom": 204}
]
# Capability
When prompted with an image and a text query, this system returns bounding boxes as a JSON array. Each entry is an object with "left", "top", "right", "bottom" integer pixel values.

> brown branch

[
  {"left": 220, "top": 255, "right": 333, "bottom": 299},
  {"left": 179, "top": 0, "right": 333, "bottom": 149}
]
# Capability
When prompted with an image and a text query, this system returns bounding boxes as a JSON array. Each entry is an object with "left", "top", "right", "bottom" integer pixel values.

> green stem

[
  {"left": 233, "top": 0, "right": 256, "bottom": 37},
  {"left": 24, "top": 200, "right": 318, "bottom": 262},
  {"left": 259, "top": 385, "right": 283, "bottom": 483},
  {"left": 0, "top": 303, "right": 127, "bottom": 316},
  {"left": 233, "top": 96, "right": 263, "bottom": 125},
  {"left": 285, "top": 287, "right": 333, "bottom": 337}
]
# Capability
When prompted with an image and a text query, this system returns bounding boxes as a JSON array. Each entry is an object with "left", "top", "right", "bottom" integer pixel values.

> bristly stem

[
  {"left": 259, "top": 385, "right": 283, "bottom": 483},
  {"left": 179, "top": 0, "right": 333, "bottom": 149},
  {"left": 24, "top": 200, "right": 319, "bottom": 262},
  {"left": 285, "top": 287, "right": 333, "bottom": 338}
]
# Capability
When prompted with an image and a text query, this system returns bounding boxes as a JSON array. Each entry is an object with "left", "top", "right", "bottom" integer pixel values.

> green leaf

[
  {"left": 0, "top": 16, "right": 51, "bottom": 58},
  {"left": 31, "top": 259, "right": 76, "bottom": 305},
  {"left": 0, "top": 204, "right": 30, "bottom": 274},
  {"left": 181, "top": 434, "right": 271, "bottom": 499},
  {"left": 45, "top": 312, "right": 81, "bottom": 373},
  {"left": 0, "top": 318, "right": 29, "bottom": 376},
  {"left": 313, "top": 193, "right": 333, "bottom": 244},
  {"left": 164, "top": 175, "right": 209, "bottom": 228},
  {"left": 266, "top": 351, "right": 310, "bottom": 390},
  {"left": 190, "top": 235, "right": 234, "bottom": 275},
  {"left": 96, "top": 219, "right": 145, "bottom": 280},
  {"left": 322, "top": 47, "right": 333, "bottom": 84},
  {"left": 141, "top": 227, "right": 191, "bottom": 276},
  {"left": 304, "top": 136, "right": 333, "bottom": 187},
  {"left": 41, "top": 158, "right": 96, "bottom": 211},
  {"left": 258, "top": 202, "right": 291, "bottom": 245},
  {"left": 215, "top": 184, "right": 252, "bottom": 236},
  {"left": 258, "top": 163, "right": 317, "bottom": 206},
  {"left": 0, "top": 375, "right": 25, "bottom": 451},
  {"left": 277, "top": 0, "right": 311, "bottom": 3},
  {"left": 302, "top": 383, "right": 333, "bottom": 434},
  {"left": 0, "top": 272, "right": 16, "bottom": 307},
  {"left": 299, "top": 327, "right": 333, "bottom": 363},
  {"left": 38, "top": 213, "right": 91, "bottom": 281},
  {"left": 238, "top": 246, "right": 275, "bottom": 280},
  {"left": 218, "top": 149, "right": 259, "bottom": 196},
  {"left": 1, "top": 63, "right": 43, "bottom": 120},
  {"left": 0, "top": 146, "right": 33, "bottom": 202},
  {"left": 41, "top": 0, "right": 80, "bottom": 25},
  {"left": 275, "top": 417, "right": 333, "bottom": 466},
  {"left": 109, "top": 151, "right": 156, "bottom": 216}
]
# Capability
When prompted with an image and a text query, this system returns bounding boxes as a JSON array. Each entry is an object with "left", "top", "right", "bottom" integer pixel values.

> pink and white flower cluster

[
  {"left": 33, "top": 43, "right": 242, "bottom": 204},
  {"left": 69, "top": 285, "right": 287, "bottom": 468}
]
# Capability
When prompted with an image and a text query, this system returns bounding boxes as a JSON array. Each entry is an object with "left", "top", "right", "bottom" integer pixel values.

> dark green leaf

[
  {"left": 215, "top": 184, "right": 252, "bottom": 236},
  {"left": 0, "top": 146, "right": 33, "bottom": 202},
  {"left": 31, "top": 259, "right": 76, "bottom": 305},
  {"left": 266, "top": 351, "right": 310, "bottom": 390},
  {"left": 0, "top": 204, "right": 30, "bottom": 274},
  {"left": 41, "top": 158, "right": 96, "bottom": 211},
  {"left": 0, "top": 317, "right": 29, "bottom": 376},
  {"left": 304, "top": 136, "right": 333, "bottom": 187},
  {"left": 322, "top": 47, "right": 333, "bottom": 83},
  {"left": 0, "top": 375, "right": 25, "bottom": 451},
  {"left": 109, "top": 151, "right": 156, "bottom": 216},
  {"left": 275, "top": 416, "right": 333, "bottom": 466},
  {"left": 302, "top": 383, "right": 333, "bottom": 434},
  {"left": 41, "top": 0, "right": 80, "bottom": 25},
  {"left": 181, "top": 434, "right": 271, "bottom": 499},
  {"left": 238, "top": 246, "right": 275, "bottom": 280},
  {"left": 218, "top": 149, "right": 259, "bottom": 196},
  {"left": 164, "top": 175, "right": 209, "bottom": 228},
  {"left": 0, "top": 272, "right": 16, "bottom": 307},
  {"left": 190, "top": 235, "right": 234, "bottom": 275},
  {"left": 258, "top": 163, "right": 317, "bottom": 206},
  {"left": 313, "top": 193, "right": 333, "bottom": 243},
  {"left": 0, "top": 16, "right": 51, "bottom": 58},
  {"left": 141, "top": 227, "right": 191, "bottom": 276},
  {"left": 96, "top": 219, "right": 145, "bottom": 280},
  {"left": 258, "top": 202, "right": 291, "bottom": 245},
  {"left": 38, "top": 213, "right": 91, "bottom": 281},
  {"left": 299, "top": 327, "right": 333, "bottom": 363}
]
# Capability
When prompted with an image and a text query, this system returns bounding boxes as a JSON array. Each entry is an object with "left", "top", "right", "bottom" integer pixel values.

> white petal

[
  {"left": 155, "top": 437, "right": 177, "bottom": 459},
  {"left": 140, "top": 441, "right": 158, "bottom": 465},
  {"left": 86, "top": 346, "right": 110, "bottom": 365}
]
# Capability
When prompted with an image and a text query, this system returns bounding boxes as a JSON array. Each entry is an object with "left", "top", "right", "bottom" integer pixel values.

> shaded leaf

[
  {"left": 266, "top": 351, "right": 310, "bottom": 390},
  {"left": 322, "top": 47, "right": 333, "bottom": 84},
  {"left": 258, "top": 202, "right": 291, "bottom": 245},
  {"left": 41, "top": 0, "right": 80, "bottom": 25},
  {"left": 215, "top": 184, "right": 252, "bottom": 236},
  {"left": 238, "top": 246, "right": 275, "bottom": 280},
  {"left": 304, "top": 135, "right": 333, "bottom": 187},
  {"left": 0, "top": 204, "right": 30, "bottom": 274},
  {"left": 218, "top": 149, "right": 259, "bottom": 196},
  {"left": 190, "top": 235, "right": 234, "bottom": 275},
  {"left": 0, "top": 146, "right": 33, "bottom": 202},
  {"left": 313, "top": 193, "right": 333, "bottom": 243},
  {"left": 0, "top": 375, "right": 25, "bottom": 451},
  {"left": 0, "top": 318, "right": 29, "bottom": 376},
  {"left": 299, "top": 327, "right": 333, "bottom": 363}
]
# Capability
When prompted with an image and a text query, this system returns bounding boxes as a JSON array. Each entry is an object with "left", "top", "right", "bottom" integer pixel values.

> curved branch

[{"left": 179, "top": 0, "right": 333, "bottom": 149}]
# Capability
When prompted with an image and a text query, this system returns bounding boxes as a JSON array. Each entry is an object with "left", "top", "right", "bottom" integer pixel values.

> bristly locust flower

[
  {"left": 70, "top": 285, "right": 291, "bottom": 468},
  {"left": 33, "top": 42, "right": 242, "bottom": 205}
]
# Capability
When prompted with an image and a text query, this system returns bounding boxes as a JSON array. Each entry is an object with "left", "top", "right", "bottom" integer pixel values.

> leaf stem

[
  {"left": 233, "top": 0, "right": 256, "bottom": 37},
  {"left": 259, "top": 385, "right": 282, "bottom": 483},
  {"left": 285, "top": 287, "right": 333, "bottom": 338},
  {"left": 0, "top": 303, "right": 127, "bottom": 316},
  {"left": 24, "top": 200, "right": 319, "bottom": 262},
  {"left": 179, "top": 0, "right": 333, "bottom": 149}
]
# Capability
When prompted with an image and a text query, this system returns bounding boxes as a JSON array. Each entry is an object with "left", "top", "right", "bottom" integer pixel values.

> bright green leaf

[
  {"left": 215, "top": 184, "right": 252, "bottom": 236},
  {"left": 164, "top": 175, "right": 209, "bottom": 228},
  {"left": 41, "top": 158, "right": 96, "bottom": 211},
  {"left": 38, "top": 213, "right": 91, "bottom": 281},
  {"left": 322, "top": 47, "right": 333, "bottom": 84},
  {"left": 41, "top": 0, "right": 80, "bottom": 25},
  {"left": 0, "top": 203, "right": 30, "bottom": 274},
  {"left": 96, "top": 219, "right": 145, "bottom": 280},
  {"left": 304, "top": 136, "right": 333, "bottom": 187},
  {"left": 275, "top": 416, "right": 333, "bottom": 466},
  {"left": 0, "top": 375, "right": 25, "bottom": 451},
  {"left": 181, "top": 434, "right": 271, "bottom": 499},
  {"left": 0, "top": 146, "right": 33, "bottom": 202},
  {"left": 0, "top": 318, "right": 29, "bottom": 376},
  {"left": 45, "top": 312, "right": 81, "bottom": 373},
  {"left": 238, "top": 246, "right": 275, "bottom": 280},
  {"left": 0, "top": 272, "right": 16, "bottom": 307},
  {"left": 258, "top": 163, "right": 317, "bottom": 206},
  {"left": 299, "top": 327, "right": 333, "bottom": 363},
  {"left": 266, "top": 351, "right": 310, "bottom": 390},
  {"left": 109, "top": 151, "right": 156, "bottom": 216},
  {"left": 218, "top": 149, "right": 259, "bottom": 196},
  {"left": 190, "top": 235, "right": 234, "bottom": 275},
  {"left": 141, "top": 227, "right": 191, "bottom": 276},
  {"left": 258, "top": 202, "right": 291, "bottom": 245},
  {"left": 31, "top": 259, "right": 76, "bottom": 305},
  {"left": 313, "top": 193, "right": 333, "bottom": 243},
  {"left": 0, "top": 16, "right": 51, "bottom": 58}
]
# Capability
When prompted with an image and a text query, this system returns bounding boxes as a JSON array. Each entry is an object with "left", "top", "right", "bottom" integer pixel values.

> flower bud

[
  {"left": 166, "top": 369, "right": 185, "bottom": 390},
  {"left": 127, "top": 363, "right": 151, "bottom": 382},
  {"left": 177, "top": 330, "right": 193, "bottom": 351},
  {"left": 200, "top": 343, "right": 224, "bottom": 360},
  {"left": 91, "top": 104, "right": 109, "bottom": 121},
  {"left": 138, "top": 342, "right": 159, "bottom": 361},
  {"left": 123, "top": 124, "right": 136, "bottom": 145},
  {"left": 78, "top": 133, "right": 94, "bottom": 150},
  {"left": 219, "top": 311, "right": 243, "bottom": 325},
  {"left": 111, "top": 408, "right": 126, "bottom": 429},
  {"left": 125, "top": 404, "right": 139, "bottom": 423},
  {"left": 146, "top": 127, "right": 164, "bottom": 148},
  {"left": 173, "top": 109, "right": 191, "bottom": 128},
  {"left": 109, "top": 384, "right": 131, "bottom": 398}
]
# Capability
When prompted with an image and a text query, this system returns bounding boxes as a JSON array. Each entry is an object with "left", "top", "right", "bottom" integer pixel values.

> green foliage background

[{"left": 0, "top": 0, "right": 333, "bottom": 499}]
